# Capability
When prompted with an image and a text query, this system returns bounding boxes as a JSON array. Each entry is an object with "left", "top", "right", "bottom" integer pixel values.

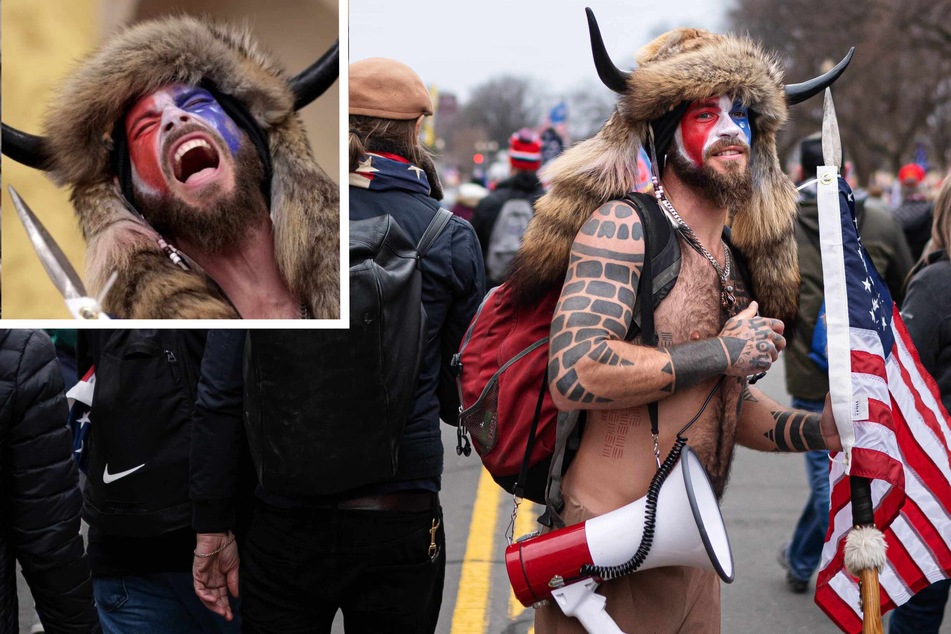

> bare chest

[{"left": 652, "top": 242, "right": 751, "bottom": 346}]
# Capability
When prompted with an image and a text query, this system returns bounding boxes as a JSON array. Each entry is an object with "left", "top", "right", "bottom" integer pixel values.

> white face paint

[{"left": 674, "top": 95, "right": 752, "bottom": 167}]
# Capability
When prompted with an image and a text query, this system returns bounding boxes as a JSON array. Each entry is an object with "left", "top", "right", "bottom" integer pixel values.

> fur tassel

[{"left": 844, "top": 526, "right": 888, "bottom": 576}]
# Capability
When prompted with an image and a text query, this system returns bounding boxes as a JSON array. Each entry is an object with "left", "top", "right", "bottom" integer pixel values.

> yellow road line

[
  {"left": 508, "top": 501, "right": 539, "bottom": 621},
  {"left": 450, "top": 468, "right": 501, "bottom": 634}
]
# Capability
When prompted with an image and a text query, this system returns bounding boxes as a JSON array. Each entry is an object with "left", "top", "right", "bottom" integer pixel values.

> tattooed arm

[
  {"left": 548, "top": 201, "right": 787, "bottom": 411},
  {"left": 735, "top": 386, "right": 841, "bottom": 452}
]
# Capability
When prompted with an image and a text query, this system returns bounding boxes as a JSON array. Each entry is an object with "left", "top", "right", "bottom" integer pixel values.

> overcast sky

[{"left": 349, "top": 0, "right": 729, "bottom": 102}]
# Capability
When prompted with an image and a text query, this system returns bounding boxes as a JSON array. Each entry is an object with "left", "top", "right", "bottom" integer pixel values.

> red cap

[
  {"left": 898, "top": 163, "right": 926, "bottom": 185},
  {"left": 509, "top": 129, "right": 542, "bottom": 171}
]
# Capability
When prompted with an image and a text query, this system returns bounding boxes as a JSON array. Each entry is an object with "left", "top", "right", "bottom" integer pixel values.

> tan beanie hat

[{"left": 349, "top": 57, "right": 434, "bottom": 120}]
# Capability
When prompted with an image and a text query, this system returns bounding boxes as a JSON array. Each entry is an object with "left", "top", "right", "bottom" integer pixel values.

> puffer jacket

[{"left": 0, "top": 330, "right": 99, "bottom": 634}]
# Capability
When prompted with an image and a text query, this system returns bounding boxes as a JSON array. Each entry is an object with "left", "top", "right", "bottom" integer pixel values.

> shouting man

[
  {"left": 4, "top": 16, "right": 339, "bottom": 319},
  {"left": 507, "top": 14, "right": 850, "bottom": 633}
]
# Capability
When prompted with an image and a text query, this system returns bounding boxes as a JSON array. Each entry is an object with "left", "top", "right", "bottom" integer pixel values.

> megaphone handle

[{"left": 551, "top": 579, "right": 627, "bottom": 634}]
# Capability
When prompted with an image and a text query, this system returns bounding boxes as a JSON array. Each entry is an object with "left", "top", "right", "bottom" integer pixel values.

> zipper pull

[{"left": 165, "top": 350, "right": 177, "bottom": 363}]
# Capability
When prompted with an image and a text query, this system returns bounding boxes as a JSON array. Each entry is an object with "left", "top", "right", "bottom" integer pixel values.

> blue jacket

[{"left": 350, "top": 185, "right": 486, "bottom": 484}]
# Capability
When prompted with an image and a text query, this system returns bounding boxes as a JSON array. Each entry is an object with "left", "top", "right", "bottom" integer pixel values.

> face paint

[
  {"left": 675, "top": 95, "right": 752, "bottom": 167},
  {"left": 125, "top": 85, "right": 242, "bottom": 195}
]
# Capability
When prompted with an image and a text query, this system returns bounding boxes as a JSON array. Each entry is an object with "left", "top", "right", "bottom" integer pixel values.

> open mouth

[{"left": 172, "top": 137, "right": 221, "bottom": 183}]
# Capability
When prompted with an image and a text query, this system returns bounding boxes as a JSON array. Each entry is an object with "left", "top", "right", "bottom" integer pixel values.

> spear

[{"left": 819, "top": 89, "right": 886, "bottom": 634}]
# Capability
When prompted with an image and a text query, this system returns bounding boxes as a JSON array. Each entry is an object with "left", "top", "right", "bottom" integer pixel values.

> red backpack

[{"left": 453, "top": 283, "right": 560, "bottom": 503}]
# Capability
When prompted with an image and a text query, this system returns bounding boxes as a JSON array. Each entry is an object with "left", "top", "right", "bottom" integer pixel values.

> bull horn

[
  {"left": 2, "top": 123, "right": 51, "bottom": 171},
  {"left": 291, "top": 40, "right": 339, "bottom": 110},
  {"left": 785, "top": 48, "right": 855, "bottom": 105},
  {"left": 586, "top": 8, "right": 630, "bottom": 94}
]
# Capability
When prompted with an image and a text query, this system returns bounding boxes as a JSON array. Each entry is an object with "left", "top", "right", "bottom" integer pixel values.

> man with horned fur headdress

[
  {"left": 509, "top": 13, "right": 849, "bottom": 633},
  {"left": 4, "top": 15, "right": 339, "bottom": 319}
]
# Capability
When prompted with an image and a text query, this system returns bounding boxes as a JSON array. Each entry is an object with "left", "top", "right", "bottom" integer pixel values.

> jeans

[
  {"left": 889, "top": 579, "right": 951, "bottom": 633},
  {"left": 787, "top": 397, "right": 829, "bottom": 582},
  {"left": 93, "top": 572, "right": 240, "bottom": 634},
  {"left": 240, "top": 496, "right": 446, "bottom": 634}
]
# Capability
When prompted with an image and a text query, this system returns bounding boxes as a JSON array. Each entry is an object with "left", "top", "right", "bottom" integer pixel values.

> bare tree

[
  {"left": 728, "top": 0, "right": 951, "bottom": 181},
  {"left": 461, "top": 75, "right": 546, "bottom": 149}
]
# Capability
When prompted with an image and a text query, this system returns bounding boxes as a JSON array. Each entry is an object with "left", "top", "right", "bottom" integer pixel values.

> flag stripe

[{"left": 815, "top": 171, "right": 951, "bottom": 632}]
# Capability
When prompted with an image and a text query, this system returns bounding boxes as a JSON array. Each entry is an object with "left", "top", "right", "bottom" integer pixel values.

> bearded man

[
  {"left": 506, "top": 14, "right": 850, "bottom": 633},
  {"left": 4, "top": 16, "right": 339, "bottom": 319}
]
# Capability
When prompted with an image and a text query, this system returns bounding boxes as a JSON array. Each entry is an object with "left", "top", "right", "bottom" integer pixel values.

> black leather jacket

[{"left": 0, "top": 330, "right": 99, "bottom": 634}]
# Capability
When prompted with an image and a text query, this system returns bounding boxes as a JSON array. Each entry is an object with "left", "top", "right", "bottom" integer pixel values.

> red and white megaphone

[{"left": 505, "top": 445, "right": 733, "bottom": 633}]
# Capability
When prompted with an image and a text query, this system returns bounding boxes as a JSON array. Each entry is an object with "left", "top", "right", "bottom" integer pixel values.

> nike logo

[{"left": 102, "top": 463, "right": 146, "bottom": 484}]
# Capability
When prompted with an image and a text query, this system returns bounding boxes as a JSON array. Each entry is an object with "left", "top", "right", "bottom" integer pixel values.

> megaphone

[{"left": 506, "top": 445, "right": 733, "bottom": 613}]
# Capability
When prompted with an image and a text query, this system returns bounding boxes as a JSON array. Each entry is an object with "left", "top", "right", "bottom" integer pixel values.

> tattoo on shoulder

[
  {"left": 764, "top": 409, "right": 824, "bottom": 451},
  {"left": 546, "top": 202, "right": 648, "bottom": 404}
]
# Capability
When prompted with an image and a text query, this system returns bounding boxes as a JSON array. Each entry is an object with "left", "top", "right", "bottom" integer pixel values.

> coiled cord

[{"left": 579, "top": 376, "right": 725, "bottom": 581}]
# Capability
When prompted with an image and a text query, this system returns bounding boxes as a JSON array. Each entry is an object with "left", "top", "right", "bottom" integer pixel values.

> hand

[
  {"left": 821, "top": 392, "right": 842, "bottom": 452},
  {"left": 718, "top": 301, "right": 786, "bottom": 377},
  {"left": 193, "top": 532, "right": 240, "bottom": 621}
]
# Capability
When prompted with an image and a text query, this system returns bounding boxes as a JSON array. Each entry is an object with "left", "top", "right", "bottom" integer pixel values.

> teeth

[{"left": 174, "top": 139, "right": 211, "bottom": 164}]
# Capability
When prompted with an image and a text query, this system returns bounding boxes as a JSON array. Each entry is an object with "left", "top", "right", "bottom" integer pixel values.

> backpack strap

[
  {"left": 514, "top": 369, "right": 549, "bottom": 501},
  {"left": 417, "top": 208, "right": 453, "bottom": 257},
  {"left": 622, "top": 194, "right": 660, "bottom": 438}
]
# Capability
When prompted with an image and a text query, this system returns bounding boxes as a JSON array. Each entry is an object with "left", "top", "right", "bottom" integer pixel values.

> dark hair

[
  {"left": 799, "top": 135, "right": 845, "bottom": 181},
  {"left": 348, "top": 115, "right": 431, "bottom": 172}
]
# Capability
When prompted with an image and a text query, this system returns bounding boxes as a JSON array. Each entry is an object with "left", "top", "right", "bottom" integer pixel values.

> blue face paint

[
  {"left": 729, "top": 99, "right": 753, "bottom": 146},
  {"left": 171, "top": 86, "right": 242, "bottom": 155}
]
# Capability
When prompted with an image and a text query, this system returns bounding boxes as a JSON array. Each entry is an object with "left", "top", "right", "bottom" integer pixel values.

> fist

[{"left": 718, "top": 301, "right": 786, "bottom": 377}]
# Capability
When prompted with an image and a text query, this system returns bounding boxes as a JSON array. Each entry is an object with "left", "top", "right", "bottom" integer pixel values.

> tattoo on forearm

[
  {"left": 548, "top": 201, "right": 644, "bottom": 403},
  {"left": 667, "top": 339, "right": 730, "bottom": 390},
  {"left": 765, "top": 410, "right": 824, "bottom": 451}
]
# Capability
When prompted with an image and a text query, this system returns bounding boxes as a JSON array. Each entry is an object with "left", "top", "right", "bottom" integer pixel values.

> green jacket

[{"left": 783, "top": 190, "right": 913, "bottom": 402}]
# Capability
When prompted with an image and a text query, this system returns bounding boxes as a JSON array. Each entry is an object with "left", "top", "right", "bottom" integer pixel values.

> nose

[{"left": 161, "top": 106, "right": 191, "bottom": 133}]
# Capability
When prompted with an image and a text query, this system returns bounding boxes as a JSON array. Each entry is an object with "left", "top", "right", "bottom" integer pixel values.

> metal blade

[
  {"left": 8, "top": 186, "right": 88, "bottom": 300},
  {"left": 821, "top": 88, "right": 842, "bottom": 170}
]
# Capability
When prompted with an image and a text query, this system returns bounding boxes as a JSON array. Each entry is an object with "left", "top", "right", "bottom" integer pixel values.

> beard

[
  {"left": 667, "top": 138, "right": 754, "bottom": 211},
  {"left": 135, "top": 140, "right": 267, "bottom": 254}
]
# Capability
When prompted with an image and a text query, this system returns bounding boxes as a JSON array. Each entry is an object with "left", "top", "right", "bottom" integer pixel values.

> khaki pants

[{"left": 534, "top": 490, "right": 721, "bottom": 634}]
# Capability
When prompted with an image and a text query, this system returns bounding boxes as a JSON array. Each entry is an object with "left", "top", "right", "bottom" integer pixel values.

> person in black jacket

[
  {"left": 471, "top": 129, "right": 547, "bottom": 287},
  {"left": 77, "top": 330, "right": 240, "bottom": 634},
  {"left": 191, "top": 58, "right": 485, "bottom": 634},
  {"left": 0, "top": 329, "right": 99, "bottom": 634}
]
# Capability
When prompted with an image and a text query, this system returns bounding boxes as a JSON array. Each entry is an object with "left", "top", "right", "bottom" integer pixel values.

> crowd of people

[{"left": 3, "top": 10, "right": 951, "bottom": 634}]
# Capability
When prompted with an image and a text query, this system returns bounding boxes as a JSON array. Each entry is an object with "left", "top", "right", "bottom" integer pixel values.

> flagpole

[
  {"left": 850, "top": 476, "right": 884, "bottom": 634},
  {"left": 819, "top": 89, "right": 885, "bottom": 634}
]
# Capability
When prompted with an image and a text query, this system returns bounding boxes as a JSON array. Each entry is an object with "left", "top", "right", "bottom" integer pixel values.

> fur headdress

[
  {"left": 509, "top": 19, "right": 834, "bottom": 330},
  {"left": 38, "top": 16, "right": 339, "bottom": 318}
]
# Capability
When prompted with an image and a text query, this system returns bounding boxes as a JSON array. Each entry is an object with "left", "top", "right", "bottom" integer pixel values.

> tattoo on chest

[
  {"left": 600, "top": 410, "right": 641, "bottom": 459},
  {"left": 765, "top": 409, "right": 824, "bottom": 451}
]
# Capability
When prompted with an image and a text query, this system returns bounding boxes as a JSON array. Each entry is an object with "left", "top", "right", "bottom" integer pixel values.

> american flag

[
  {"left": 67, "top": 367, "right": 95, "bottom": 474},
  {"left": 813, "top": 170, "right": 951, "bottom": 632}
]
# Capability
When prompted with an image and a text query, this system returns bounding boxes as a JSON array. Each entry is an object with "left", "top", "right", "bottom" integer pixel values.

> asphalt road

[{"left": 18, "top": 358, "right": 951, "bottom": 633}]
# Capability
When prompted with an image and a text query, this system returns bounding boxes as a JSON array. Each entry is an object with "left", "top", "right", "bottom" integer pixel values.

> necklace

[
  {"left": 651, "top": 177, "right": 737, "bottom": 316},
  {"left": 300, "top": 303, "right": 311, "bottom": 319}
]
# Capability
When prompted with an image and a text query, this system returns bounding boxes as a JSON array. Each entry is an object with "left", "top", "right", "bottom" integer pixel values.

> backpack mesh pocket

[{"left": 460, "top": 379, "right": 500, "bottom": 456}]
